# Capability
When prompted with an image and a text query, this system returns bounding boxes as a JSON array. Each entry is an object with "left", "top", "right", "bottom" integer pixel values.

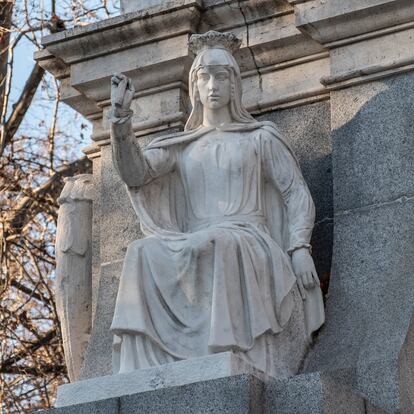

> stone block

[
  {"left": 80, "top": 261, "right": 123, "bottom": 379},
  {"left": 295, "top": 0, "right": 414, "bottom": 46},
  {"left": 40, "top": 371, "right": 394, "bottom": 414},
  {"left": 398, "top": 310, "right": 414, "bottom": 414},
  {"left": 305, "top": 197, "right": 414, "bottom": 412},
  {"left": 57, "top": 352, "right": 265, "bottom": 408},
  {"left": 332, "top": 72, "right": 414, "bottom": 211},
  {"left": 265, "top": 372, "right": 366, "bottom": 414},
  {"left": 121, "top": 0, "right": 165, "bottom": 14},
  {"left": 99, "top": 144, "right": 142, "bottom": 264},
  {"left": 120, "top": 374, "right": 264, "bottom": 414}
]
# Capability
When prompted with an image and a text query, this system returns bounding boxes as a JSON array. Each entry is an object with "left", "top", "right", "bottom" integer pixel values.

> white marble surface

[
  {"left": 55, "top": 352, "right": 265, "bottom": 407},
  {"left": 55, "top": 175, "right": 93, "bottom": 382},
  {"left": 108, "top": 32, "right": 324, "bottom": 378}
]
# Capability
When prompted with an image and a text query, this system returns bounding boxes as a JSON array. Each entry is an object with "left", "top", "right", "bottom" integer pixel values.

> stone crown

[{"left": 189, "top": 31, "right": 242, "bottom": 55}]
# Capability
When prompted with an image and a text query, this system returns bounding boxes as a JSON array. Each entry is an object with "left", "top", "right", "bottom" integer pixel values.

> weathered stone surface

[
  {"left": 55, "top": 175, "right": 93, "bottom": 382},
  {"left": 266, "top": 372, "right": 324, "bottom": 413},
  {"left": 36, "top": 0, "right": 329, "bottom": 131},
  {"left": 295, "top": 0, "right": 414, "bottom": 45},
  {"left": 305, "top": 197, "right": 414, "bottom": 412},
  {"left": 297, "top": 72, "right": 414, "bottom": 414},
  {"left": 265, "top": 372, "right": 366, "bottom": 414},
  {"left": 120, "top": 374, "right": 264, "bottom": 414},
  {"left": 332, "top": 72, "right": 414, "bottom": 212},
  {"left": 41, "top": 370, "right": 395, "bottom": 414},
  {"left": 398, "top": 311, "right": 414, "bottom": 414},
  {"left": 80, "top": 261, "right": 122, "bottom": 379},
  {"left": 57, "top": 353, "right": 265, "bottom": 408},
  {"left": 98, "top": 144, "right": 142, "bottom": 264},
  {"left": 121, "top": 0, "right": 165, "bottom": 14}
]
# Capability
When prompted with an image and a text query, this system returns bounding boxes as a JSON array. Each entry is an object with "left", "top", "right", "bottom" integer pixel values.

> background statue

[
  {"left": 109, "top": 31, "right": 324, "bottom": 378},
  {"left": 55, "top": 174, "right": 93, "bottom": 381}
]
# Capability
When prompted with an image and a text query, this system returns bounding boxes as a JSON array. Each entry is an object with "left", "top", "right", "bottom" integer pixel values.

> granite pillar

[
  {"left": 304, "top": 72, "right": 414, "bottom": 413},
  {"left": 293, "top": 2, "right": 414, "bottom": 411}
]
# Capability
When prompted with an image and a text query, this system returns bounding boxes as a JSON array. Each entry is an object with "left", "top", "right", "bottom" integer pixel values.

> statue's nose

[{"left": 208, "top": 79, "right": 218, "bottom": 91}]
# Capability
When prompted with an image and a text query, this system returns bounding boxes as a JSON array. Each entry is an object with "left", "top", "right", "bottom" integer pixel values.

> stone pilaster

[{"left": 292, "top": 1, "right": 414, "bottom": 412}]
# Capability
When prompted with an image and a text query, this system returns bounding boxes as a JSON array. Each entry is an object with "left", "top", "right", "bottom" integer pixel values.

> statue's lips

[{"left": 208, "top": 95, "right": 221, "bottom": 99}]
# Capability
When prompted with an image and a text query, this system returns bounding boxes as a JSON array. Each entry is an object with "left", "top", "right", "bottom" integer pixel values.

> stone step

[{"left": 37, "top": 367, "right": 390, "bottom": 413}]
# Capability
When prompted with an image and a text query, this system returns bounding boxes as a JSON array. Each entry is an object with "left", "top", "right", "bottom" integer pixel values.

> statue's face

[{"left": 196, "top": 65, "right": 231, "bottom": 110}]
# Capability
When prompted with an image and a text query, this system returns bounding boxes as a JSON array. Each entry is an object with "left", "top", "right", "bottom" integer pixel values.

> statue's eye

[
  {"left": 215, "top": 73, "right": 228, "bottom": 81},
  {"left": 198, "top": 73, "right": 209, "bottom": 81}
]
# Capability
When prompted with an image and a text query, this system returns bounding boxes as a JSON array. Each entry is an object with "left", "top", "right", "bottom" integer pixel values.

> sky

[{"left": 7, "top": 1, "right": 121, "bottom": 164}]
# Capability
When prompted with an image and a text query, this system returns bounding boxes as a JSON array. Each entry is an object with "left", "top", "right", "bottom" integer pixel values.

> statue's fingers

[
  {"left": 111, "top": 73, "right": 124, "bottom": 84},
  {"left": 111, "top": 83, "right": 120, "bottom": 107},
  {"left": 124, "top": 84, "right": 135, "bottom": 109},
  {"left": 302, "top": 272, "right": 310, "bottom": 289},
  {"left": 312, "top": 270, "right": 320, "bottom": 287},
  {"left": 114, "top": 72, "right": 125, "bottom": 81},
  {"left": 297, "top": 277, "right": 306, "bottom": 300},
  {"left": 115, "top": 79, "right": 127, "bottom": 107},
  {"left": 309, "top": 271, "right": 317, "bottom": 288}
]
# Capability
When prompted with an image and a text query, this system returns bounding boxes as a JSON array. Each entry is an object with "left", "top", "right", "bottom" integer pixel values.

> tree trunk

[{"left": 0, "top": 0, "right": 14, "bottom": 118}]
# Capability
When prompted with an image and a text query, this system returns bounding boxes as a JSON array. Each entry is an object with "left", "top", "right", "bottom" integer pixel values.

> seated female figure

[{"left": 109, "top": 31, "right": 324, "bottom": 378}]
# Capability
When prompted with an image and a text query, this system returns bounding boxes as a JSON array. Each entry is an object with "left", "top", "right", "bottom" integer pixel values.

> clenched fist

[{"left": 111, "top": 73, "right": 135, "bottom": 118}]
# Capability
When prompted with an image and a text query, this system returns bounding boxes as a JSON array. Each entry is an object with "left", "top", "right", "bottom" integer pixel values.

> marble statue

[
  {"left": 108, "top": 31, "right": 324, "bottom": 377},
  {"left": 55, "top": 174, "right": 93, "bottom": 381}
]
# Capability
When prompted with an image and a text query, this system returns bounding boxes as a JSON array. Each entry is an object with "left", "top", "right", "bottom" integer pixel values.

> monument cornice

[
  {"left": 35, "top": 0, "right": 329, "bottom": 133},
  {"left": 40, "top": 0, "right": 202, "bottom": 64},
  {"left": 293, "top": 0, "right": 414, "bottom": 46},
  {"left": 289, "top": 0, "right": 414, "bottom": 89}
]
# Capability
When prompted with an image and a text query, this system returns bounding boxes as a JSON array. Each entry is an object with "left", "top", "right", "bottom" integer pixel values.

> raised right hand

[{"left": 111, "top": 73, "right": 135, "bottom": 118}]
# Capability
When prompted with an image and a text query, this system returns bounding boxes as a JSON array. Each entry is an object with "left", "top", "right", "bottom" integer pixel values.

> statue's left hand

[{"left": 291, "top": 248, "right": 320, "bottom": 300}]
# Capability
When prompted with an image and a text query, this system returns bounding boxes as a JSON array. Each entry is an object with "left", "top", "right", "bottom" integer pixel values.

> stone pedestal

[
  {"left": 35, "top": 0, "right": 414, "bottom": 413},
  {"left": 54, "top": 353, "right": 265, "bottom": 408},
  {"left": 41, "top": 366, "right": 388, "bottom": 414}
]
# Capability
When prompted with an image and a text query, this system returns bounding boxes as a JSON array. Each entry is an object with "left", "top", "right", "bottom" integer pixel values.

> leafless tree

[{"left": 0, "top": 1, "right": 118, "bottom": 412}]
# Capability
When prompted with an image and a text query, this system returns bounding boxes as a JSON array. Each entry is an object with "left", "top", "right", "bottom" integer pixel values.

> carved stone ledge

[
  {"left": 322, "top": 24, "right": 414, "bottom": 89},
  {"left": 41, "top": 1, "right": 202, "bottom": 63},
  {"left": 36, "top": 0, "right": 329, "bottom": 139},
  {"left": 294, "top": 0, "right": 414, "bottom": 46},
  {"left": 289, "top": 0, "right": 414, "bottom": 88}
]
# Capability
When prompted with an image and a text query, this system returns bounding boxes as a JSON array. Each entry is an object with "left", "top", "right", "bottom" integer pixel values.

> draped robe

[{"left": 110, "top": 121, "right": 324, "bottom": 377}]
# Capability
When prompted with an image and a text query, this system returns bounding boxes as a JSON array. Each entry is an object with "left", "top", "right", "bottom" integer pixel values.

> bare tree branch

[
  {"left": 0, "top": 329, "right": 58, "bottom": 372},
  {"left": 0, "top": 1, "right": 14, "bottom": 117},
  {"left": 4, "top": 156, "right": 92, "bottom": 234},
  {"left": 1, "top": 364, "right": 65, "bottom": 376},
  {"left": 1, "top": 2, "right": 117, "bottom": 411},
  {"left": 0, "top": 63, "right": 45, "bottom": 156}
]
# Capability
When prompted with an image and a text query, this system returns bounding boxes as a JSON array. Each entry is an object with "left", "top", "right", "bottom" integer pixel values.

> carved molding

[
  {"left": 36, "top": 0, "right": 328, "bottom": 136},
  {"left": 290, "top": 0, "right": 414, "bottom": 88},
  {"left": 294, "top": 0, "right": 414, "bottom": 46}
]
